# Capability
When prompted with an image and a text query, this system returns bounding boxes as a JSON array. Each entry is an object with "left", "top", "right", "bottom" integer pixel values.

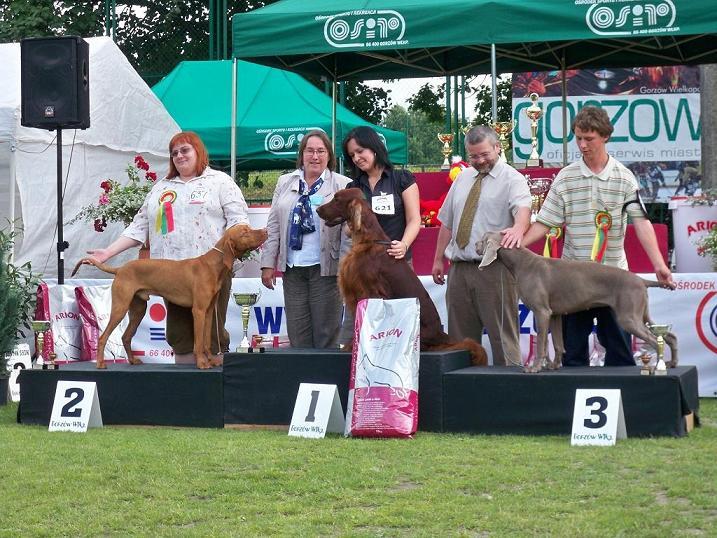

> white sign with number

[
  {"left": 288, "top": 383, "right": 344, "bottom": 439},
  {"left": 5, "top": 343, "right": 32, "bottom": 403},
  {"left": 48, "top": 381, "right": 103, "bottom": 432},
  {"left": 571, "top": 389, "right": 626, "bottom": 446}
]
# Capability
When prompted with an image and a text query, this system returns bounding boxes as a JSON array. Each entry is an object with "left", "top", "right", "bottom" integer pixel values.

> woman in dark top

[
  {"left": 338, "top": 126, "right": 421, "bottom": 346},
  {"left": 342, "top": 126, "right": 420, "bottom": 261}
]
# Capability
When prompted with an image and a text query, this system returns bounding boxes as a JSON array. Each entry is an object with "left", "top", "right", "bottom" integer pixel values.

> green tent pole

[
  {"left": 562, "top": 56, "right": 568, "bottom": 167},
  {"left": 222, "top": 0, "right": 228, "bottom": 59},
  {"left": 332, "top": 79, "right": 337, "bottom": 153},
  {"left": 209, "top": 0, "right": 215, "bottom": 59},
  {"left": 453, "top": 75, "right": 459, "bottom": 155},
  {"left": 231, "top": 58, "right": 237, "bottom": 180},
  {"left": 461, "top": 75, "right": 466, "bottom": 149},
  {"left": 491, "top": 44, "right": 497, "bottom": 123},
  {"left": 444, "top": 76, "right": 451, "bottom": 135}
]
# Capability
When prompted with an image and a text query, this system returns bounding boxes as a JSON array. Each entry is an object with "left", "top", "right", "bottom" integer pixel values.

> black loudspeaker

[{"left": 20, "top": 36, "right": 90, "bottom": 130}]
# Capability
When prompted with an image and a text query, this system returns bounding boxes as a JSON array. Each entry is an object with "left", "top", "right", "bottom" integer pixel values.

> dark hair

[
  {"left": 572, "top": 106, "right": 614, "bottom": 138},
  {"left": 295, "top": 130, "right": 336, "bottom": 172},
  {"left": 464, "top": 125, "right": 499, "bottom": 147},
  {"left": 167, "top": 131, "right": 209, "bottom": 179},
  {"left": 342, "top": 126, "right": 392, "bottom": 178}
]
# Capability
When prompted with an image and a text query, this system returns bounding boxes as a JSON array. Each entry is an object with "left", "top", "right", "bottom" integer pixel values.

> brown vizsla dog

[
  {"left": 317, "top": 188, "right": 487, "bottom": 366},
  {"left": 477, "top": 231, "right": 677, "bottom": 373},
  {"left": 72, "top": 224, "right": 268, "bottom": 369}
]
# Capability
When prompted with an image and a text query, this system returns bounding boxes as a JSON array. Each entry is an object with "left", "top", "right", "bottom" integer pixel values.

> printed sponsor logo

[
  {"left": 257, "top": 127, "right": 324, "bottom": 156},
  {"left": 584, "top": 0, "right": 678, "bottom": 37},
  {"left": 695, "top": 292, "right": 717, "bottom": 354},
  {"left": 322, "top": 10, "right": 407, "bottom": 49}
]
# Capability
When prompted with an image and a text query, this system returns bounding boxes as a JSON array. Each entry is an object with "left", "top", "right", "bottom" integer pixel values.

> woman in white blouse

[
  {"left": 84, "top": 131, "right": 249, "bottom": 362},
  {"left": 260, "top": 130, "right": 351, "bottom": 348}
]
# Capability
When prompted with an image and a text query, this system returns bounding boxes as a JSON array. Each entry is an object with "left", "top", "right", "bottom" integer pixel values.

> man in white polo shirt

[{"left": 522, "top": 106, "right": 674, "bottom": 367}]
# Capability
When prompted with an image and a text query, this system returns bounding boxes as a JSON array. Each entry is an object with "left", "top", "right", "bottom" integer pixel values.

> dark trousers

[
  {"left": 562, "top": 307, "right": 634, "bottom": 367},
  {"left": 283, "top": 264, "right": 342, "bottom": 349}
]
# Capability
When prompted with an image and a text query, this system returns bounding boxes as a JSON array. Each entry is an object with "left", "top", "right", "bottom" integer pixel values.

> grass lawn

[{"left": 1, "top": 399, "right": 716, "bottom": 536}]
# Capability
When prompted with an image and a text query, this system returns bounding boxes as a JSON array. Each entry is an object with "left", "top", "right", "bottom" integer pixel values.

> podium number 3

[
  {"left": 304, "top": 390, "right": 320, "bottom": 422},
  {"left": 584, "top": 396, "right": 608, "bottom": 429},
  {"left": 61, "top": 388, "right": 85, "bottom": 418}
]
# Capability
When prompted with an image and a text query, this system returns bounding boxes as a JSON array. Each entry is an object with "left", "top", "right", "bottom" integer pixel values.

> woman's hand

[
  {"left": 261, "top": 267, "right": 276, "bottom": 290},
  {"left": 387, "top": 240, "right": 409, "bottom": 260},
  {"left": 85, "top": 247, "right": 112, "bottom": 264}
]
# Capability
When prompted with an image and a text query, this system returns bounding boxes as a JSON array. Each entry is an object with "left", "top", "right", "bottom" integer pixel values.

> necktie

[{"left": 455, "top": 172, "right": 487, "bottom": 249}]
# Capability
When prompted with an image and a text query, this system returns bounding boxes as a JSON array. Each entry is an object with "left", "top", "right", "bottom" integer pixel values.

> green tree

[
  {"left": 383, "top": 105, "right": 444, "bottom": 165},
  {"left": 471, "top": 77, "right": 513, "bottom": 127},
  {"left": 407, "top": 82, "right": 445, "bottom": 124},
  {"left": 343, "top": 81, "right": 392, "bottom": 125}
]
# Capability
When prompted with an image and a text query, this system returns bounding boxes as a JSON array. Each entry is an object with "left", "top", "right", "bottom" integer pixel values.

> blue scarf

[{"left": 289, "top": 177, "right": 324, "bottom": 250}]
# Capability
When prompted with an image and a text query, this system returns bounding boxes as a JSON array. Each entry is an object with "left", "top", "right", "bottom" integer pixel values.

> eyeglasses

[
  {"left": 303, "top": 148, "right": 328, "bottom": 156},
  {"left": 170, "top": 146, "right": 193, "bottom": 158}
]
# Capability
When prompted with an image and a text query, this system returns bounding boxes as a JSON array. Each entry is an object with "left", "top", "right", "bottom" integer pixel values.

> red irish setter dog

[{"left": 317, "top": 188, "right": 487, "bottom": 365}]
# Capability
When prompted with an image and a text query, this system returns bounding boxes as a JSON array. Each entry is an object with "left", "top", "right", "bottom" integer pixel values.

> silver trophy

[
  {"left": 31, "top": 320, "right": 58, "bottom": 370},
  {"left": 233, "top": 292, "right": 264, "bottom": 353},
  {"left": 648, "top": 323, "right": 672, "bottom": 375}
]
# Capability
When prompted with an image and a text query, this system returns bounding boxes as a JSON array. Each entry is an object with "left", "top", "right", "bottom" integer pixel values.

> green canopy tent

[
  {"left": 231, "top": 0, "right": 716, "bottom": 79},
  {"left": 152, "top": 59, "right": 407, "bottom": 170},
  {"left": 230, "top": 0, "right": 715, "bottom": 164}
]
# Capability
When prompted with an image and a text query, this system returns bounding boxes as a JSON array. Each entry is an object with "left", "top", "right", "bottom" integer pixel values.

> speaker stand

[{"left": 55, "top": 128, "right": 69, "bottom": 284}]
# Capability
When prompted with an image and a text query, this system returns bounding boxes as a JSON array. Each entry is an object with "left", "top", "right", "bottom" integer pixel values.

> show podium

[{"left": 18, "top": 351, "right": 698, "bottom": 437}]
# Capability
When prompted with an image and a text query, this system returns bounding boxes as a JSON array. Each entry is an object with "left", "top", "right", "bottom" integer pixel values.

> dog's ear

[
  {"left": 478, "top": 235, "right": 500, "bottom": 269},
  {"left": 348, "top": 199, "right": 362, "bottom": 232}
]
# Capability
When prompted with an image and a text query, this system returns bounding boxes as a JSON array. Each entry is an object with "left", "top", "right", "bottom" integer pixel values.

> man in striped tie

[{"left": 432, "top": 126, "right": 532, "bottom": 366}]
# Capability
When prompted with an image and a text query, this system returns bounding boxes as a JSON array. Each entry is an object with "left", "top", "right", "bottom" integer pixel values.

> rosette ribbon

[
  {"left": 155, "top": 190, "right": 177, "bottom": 235},
  {"left": 542, "top": 227, "right": 562, "bottom": 258},
  {"left": 590, "top": 211, "right": 612, "bottom": 263}
]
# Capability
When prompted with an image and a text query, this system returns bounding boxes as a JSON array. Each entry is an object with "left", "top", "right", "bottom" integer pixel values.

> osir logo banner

[
  {"left": 320, "top": 10, "right": 407, "bottom": 49},
  {"left": 583, "top": 0, "right": 678, "bottom": 37},
  {"left": 256, "top": 126, "right": 324, "bottom": 156}
]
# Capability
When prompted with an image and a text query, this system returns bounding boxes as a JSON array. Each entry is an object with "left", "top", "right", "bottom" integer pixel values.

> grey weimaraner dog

[{"left": 477, "top": 231, "right": 678, "bottom": 373}]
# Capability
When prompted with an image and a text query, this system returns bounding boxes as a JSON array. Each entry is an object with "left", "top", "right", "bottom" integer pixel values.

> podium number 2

[
  {"left": 583, "top": 396, "right": 608, "bottom": 429},
  {"left": 61, "top": 388, "right": 85, "bottom": 418},
  {"left": 304, "top": 390, "right": 320, "bottom": 422}
]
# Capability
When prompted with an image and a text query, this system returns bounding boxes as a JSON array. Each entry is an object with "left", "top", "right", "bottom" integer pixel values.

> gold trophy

[
  {"left": 492, "top": 120, "right": 516, "bottom": 164},
  {"left": 31, "top": 320, "right": 58, "bottom": 370},
  {"left": 525, "top": 175, "right": 553, "bottom": 217},
  {"left": 525, "top": 92, "right": 543, "bottom": 167},
  {"left": 233, "top": 292, "right": 263, "bottom": 353},
  {"left": 648, "top": 324, "right": 671, "bottom": 375},
  {"left": 437, "top": 133, "right": 454, "bottom": 170}
]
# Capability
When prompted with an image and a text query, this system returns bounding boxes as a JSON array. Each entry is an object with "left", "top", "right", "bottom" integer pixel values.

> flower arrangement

[
  {"left": 70, "top": 155, "right": 158, "bottom": 231},
  {"left": 696, "top": 225, "right": 717, "bottom": 270}
]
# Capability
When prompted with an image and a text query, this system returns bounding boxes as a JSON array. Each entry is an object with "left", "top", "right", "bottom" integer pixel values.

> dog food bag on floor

[
  {"left": 345, "top": 298, "right": 421, "bottom": 438},
  {"left": 34, "top": 282, "right": 83, "bottom": 363},
  {"left": 75, "top": 285, "right": 129, "bottom": 362}
]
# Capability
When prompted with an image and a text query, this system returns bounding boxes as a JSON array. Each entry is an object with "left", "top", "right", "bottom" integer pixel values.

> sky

[{"left": 366, "top": 75, "right": 489, "bottom": 115}]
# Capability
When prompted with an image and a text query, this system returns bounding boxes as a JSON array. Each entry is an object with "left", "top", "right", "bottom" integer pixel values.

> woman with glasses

[
  {"left": 260, "top": 130, "right": 351, "bottom": 348},
  {"left": 83, "top": 131, "right": 249, "bottom": 363},
  {"left": 338, "top": 126, "right": 420, "bottom": 346}
]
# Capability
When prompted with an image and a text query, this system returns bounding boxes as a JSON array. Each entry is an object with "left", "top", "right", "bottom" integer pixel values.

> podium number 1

[
  {"left": 583, "top": 396, "right": 608, "bottom": 429},
  {"left": 305, "top": 390, "right": 320, "bottom": 422},
  {"left": 61, "top": 387, "right": 85, "bottom": 418}
]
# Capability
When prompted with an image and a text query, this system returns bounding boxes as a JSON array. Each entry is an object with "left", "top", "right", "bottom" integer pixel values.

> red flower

[
  {"left": 145, "top": 171, "right": 157, "bottom": 182},
  {"left": 100, "top": 180, "right": 112, "bottom": 193},
  {"left": 93, "top": 218, "right": 107, "bottom": 232},
  {"left": 134, "top": 155, "right": 150, "bottom": 171}
]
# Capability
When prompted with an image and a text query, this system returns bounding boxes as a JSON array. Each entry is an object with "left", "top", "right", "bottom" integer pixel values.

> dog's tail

[
  {"left": 429, "top": 338, "right": 488, "bottom": 366},
  {"left": 71, "top": 257, "right": 119, "bottom": 277}
]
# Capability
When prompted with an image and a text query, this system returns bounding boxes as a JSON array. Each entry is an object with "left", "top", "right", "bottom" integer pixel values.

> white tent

[{"left": 0, "top": 36, "right": 180, "bottom": 278}]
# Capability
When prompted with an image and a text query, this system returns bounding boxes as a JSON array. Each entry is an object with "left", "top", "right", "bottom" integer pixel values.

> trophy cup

[
  {"left": 233, "top": 292, "right": 264, "bottom": 353},
  {"left": 492, "top": 120, "right": 516, "bottom": 164},
  {"left": 648, "top": 323, "right": 671, "bottom": 375},
  {"left": 525, "top": 92, "right": 543, "bottom": 167},
  {"left": 525, "top": 176, "right": 553, "bottom": 217},
  {"left": 31, "top": 320, "right": 58, "bottom": 370},
  {"left": 437, "top": 133, "right": 454, "bottom": 170}
]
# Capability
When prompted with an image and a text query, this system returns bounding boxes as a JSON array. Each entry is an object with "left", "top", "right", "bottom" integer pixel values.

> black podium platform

[
  {"left": 223, "top": 349, "right": 470, "bottom": 431},
  {"left": 443, "top": 366, "right": 699, "bottom": 437},
  {"left": 17, "top": 363, "right": 224, "bottom": 428},
  {"left": 16, "top": 354, "right": 699, "bottom": 437}
]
